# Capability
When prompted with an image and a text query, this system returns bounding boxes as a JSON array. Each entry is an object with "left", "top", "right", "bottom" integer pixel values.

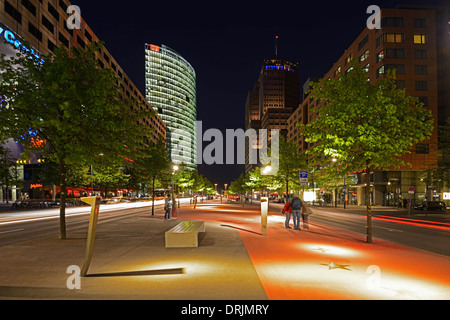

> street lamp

[
  {"left": 263, "top": 166, "right": 272, "bottom": 175},
  {"left": 172, "top": 165, "right": 179, "bottom": 210}
]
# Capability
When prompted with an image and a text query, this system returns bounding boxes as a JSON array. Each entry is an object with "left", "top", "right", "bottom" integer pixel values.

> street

[
  {"left": 0, "top": 199, "right": 449, "bottom": 300},
  {"left": 0, "top": 199, "right": 191, "bottom": 246},
  {"left": 1, "top": 200, "right": 449, "bottom": 256},
  {"left": 269, "top": 202, "right": 450, "bottom": 257}
]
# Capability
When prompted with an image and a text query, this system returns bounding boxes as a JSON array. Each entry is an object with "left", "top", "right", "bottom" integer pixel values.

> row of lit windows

[
  {"left": 145, "top": 53, "right": 196, "bottom": 84},
  {"left": 147, "top": 91, "right": 196, "bottom": 115},
  {"left": 145, "top": 62, "right": 196, "bottom": 92},
  {"left": 376, "top": 32, "right": 428, "bottom": 46},
  {"left": 146, "top": 76, "right": 195, "bottom": 103},
  {"left": 146, "top": 68, "right": 196, "bottom": 97}
]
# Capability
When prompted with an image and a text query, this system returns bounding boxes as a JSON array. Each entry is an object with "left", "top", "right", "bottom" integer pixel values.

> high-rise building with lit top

[{"left": 145, "top": 44, "right": 197, "bottom": 169}]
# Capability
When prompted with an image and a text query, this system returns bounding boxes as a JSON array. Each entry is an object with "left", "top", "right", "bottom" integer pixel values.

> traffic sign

[
  {"left": 300, "top": 171, "right": 309, "bottom": 183},
  {"left": 408, "top": 186, "right": 415, "bottom": 194}
]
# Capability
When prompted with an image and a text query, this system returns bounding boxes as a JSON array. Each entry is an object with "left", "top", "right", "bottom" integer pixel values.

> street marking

[
  {"left": 374, "top": 226, "right": 404, "bottom": 233},
  {"left": 0, "top": 229, "right": 24, "bottom": 235}
]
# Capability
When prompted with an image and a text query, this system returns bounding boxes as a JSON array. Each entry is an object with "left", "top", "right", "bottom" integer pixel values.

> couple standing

[{"left": 282, "top": 196, "right": 311, "bottom": 230}]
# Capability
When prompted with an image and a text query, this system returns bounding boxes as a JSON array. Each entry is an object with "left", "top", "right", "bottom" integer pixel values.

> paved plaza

[{"left": 0, "top": 200, "right": 449, "bottom": 300}]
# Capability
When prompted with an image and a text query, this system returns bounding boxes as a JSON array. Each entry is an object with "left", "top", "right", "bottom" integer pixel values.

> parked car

[{"left": 414, "top": 201, "right": 447, "bottom": 212}]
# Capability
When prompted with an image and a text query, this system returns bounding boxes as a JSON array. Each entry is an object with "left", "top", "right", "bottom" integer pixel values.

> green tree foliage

[
  {"left": 0, "top": 145, "right": 22, "bottom": 203},
  {"left": 0, "top": 43, "right": 152, "bottom": 239},
  {"left": 134, "top": 139, "right": 171, "bottom": 215},
  {"left": 298, "top": 61, "right": 434, "bottom": 243},
  {"left": 273, "top": 135, "right": 307, "bottom": 195}
]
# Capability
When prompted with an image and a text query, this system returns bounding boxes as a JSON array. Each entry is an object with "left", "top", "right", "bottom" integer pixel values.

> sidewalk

[{"left": 0, "top": 200, "right": 449, "bottom": 300}]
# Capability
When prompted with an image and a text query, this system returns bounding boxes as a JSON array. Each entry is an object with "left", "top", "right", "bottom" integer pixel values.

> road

[
  {"left": 1, "top": 199, "right": 449, "bottom": 257},
  {"left": 268, "top": 202, "right": 450, "bottom": 257},
  {"left": 0, "top": 198, "right": 195, "bottom": 246}
]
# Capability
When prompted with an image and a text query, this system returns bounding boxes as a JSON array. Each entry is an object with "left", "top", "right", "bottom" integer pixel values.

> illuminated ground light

[
  {"left": 255, "top": 262, "right": 450, "bottom": 300},
  {"left": 365, "top": 271, "right": 450, "bottom": 300},
  {"left": 300, "top": 243, "right": 363, "bottom": 258}
]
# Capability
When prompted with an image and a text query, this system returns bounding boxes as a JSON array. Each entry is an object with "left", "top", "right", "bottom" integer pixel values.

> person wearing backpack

[
  {"left": 282, "top": 199, "right": 293, "bottom": 229},
  {"left": 291, "top": 196, "right": 303, "bottom": 230}
]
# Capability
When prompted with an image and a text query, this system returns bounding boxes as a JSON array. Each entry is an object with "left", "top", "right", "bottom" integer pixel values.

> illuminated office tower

[{"left": 145, "top": 44, "right": 197, "bottom": 169}]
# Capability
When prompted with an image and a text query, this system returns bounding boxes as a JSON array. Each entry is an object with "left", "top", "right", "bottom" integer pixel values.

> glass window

[
  {"left": 415, "top": 49, "right": 428, "bottom": 59},
  {"left": 377, "top": 66, "right": 385, "bottom": 78},
  {"left": 377, "top": 50, "right": 385, "bottom": 62},
  {"left": 386, "top": 64, "right": 405, "bottom": 74},
  {"left": 418, "top": 96, "right": 429, "bottom": 107},
  {"left": 414, "top": 34, "right": 427, "bottom": 44},
  {"left": 416, "top": 144, "right": 429, "bottom": 154},
  {"left": 415, "top": 65, "right": 428, "bottom": 75},
  {"left": 359, "top": 50, "right": 370, "bottom": 63},
  {"left": 414, "top": 18, "right": 427, "bottom": 28},
  {"left": 382, "top": 17, "right": 404, "bottom": 27},
  {"left": 415, "top": 80, "right": 428, "bottom": 91},
  {"left": 386, "top": 48, "right": 405, "bottom": 59}
]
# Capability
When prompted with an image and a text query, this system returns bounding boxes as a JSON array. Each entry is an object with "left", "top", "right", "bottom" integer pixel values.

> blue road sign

[{"left": 300, "top": 171, "right": 309, "bottom": 179}]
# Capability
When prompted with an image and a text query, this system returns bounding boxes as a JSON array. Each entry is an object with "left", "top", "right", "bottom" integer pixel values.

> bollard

[
  {"left": 80, "top": 196, "right": 101, "bottom": 277},
  {"left": 261, "top": 197, "right": 268, "bottom": 236}
]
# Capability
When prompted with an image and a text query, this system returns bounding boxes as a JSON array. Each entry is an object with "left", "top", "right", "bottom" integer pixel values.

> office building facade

[
  {"left": 288, "top": 6, "right": 450, "bottom": 206},
  {"left": 145, "top": 44, "right": 197, "bottom": 170},
  {"left": 0, "top": 0, "right": 166, "bottom": 201},
  {"left": 245, "top": 58, "right": 300, "bottom": 174}
]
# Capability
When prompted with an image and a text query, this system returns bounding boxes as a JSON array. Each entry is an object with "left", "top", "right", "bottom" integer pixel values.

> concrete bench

[{"left": 165, "top": 221, "right": 205, "bottom": 248}]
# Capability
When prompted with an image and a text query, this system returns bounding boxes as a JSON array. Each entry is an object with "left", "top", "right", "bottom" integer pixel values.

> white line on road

[
  {"left": 374, "top": 226, "right": 404, "bottom": 233},
  {"left": 0, "top": 229, "right": 25, "bottom": 235}
]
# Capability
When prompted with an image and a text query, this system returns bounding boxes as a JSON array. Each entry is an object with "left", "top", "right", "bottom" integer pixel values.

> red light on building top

[{"left": 150, "top": 44, "right": 160, "bottom": 52}]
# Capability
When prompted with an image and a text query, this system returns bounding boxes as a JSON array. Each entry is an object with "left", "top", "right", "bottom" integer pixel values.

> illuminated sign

[
  {"left": 0, "top": 22, "right": 45, "bottom": 64},
  {"left": 444, "top": 193, "right": 450, "bottom": 200},
  {"left": 30, "top": 184, "right": 44, "bottom": 189},
  {"left": 265, "top": 65, "right": 296, "bottom": 73},
  {"left": 150, "top": 44, "right": 160, "bottom": 52}
]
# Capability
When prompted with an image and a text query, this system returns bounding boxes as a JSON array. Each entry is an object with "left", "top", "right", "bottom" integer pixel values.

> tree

[
  {"left": 93, "top": 164, "right": 130, "bottom": 198},
  {"left": 0, "top": 43, "right": 151, "bottom": 239},
  {"left": 438, "top": 118, "right": 450, "bottom": 186},
  {"left": 299, "top": 61, "right": 434, "bottom": 243},
  {"left": 134, "top": 139, "right": 171, "bottom": 215},
  {"left": 0, "top": 145, "right": 22, "bottom": 203},
  {"left": 273, "top": 135, "right": 307, "bottom": 196}
]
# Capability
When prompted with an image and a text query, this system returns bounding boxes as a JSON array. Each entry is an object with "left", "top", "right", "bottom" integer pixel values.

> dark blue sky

[{"left": 72, "top": 0, "right": 447, "bottom": 187}]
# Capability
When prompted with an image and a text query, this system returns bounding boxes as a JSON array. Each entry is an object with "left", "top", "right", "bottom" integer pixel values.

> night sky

[{"left": 72, "top": 0, "right": 447, "bottom": 188}]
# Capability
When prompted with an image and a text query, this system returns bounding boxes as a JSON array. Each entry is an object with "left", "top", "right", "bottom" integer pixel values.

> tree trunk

[
  {"left": 59, "top": 160, "right": 67, "bottom": 240},
  {"left": 151, "top": 178, "right": 155, "bottom": 216},
  {"left": 365, "top": 163, "right": 372, "bottom": 244},
  {"left": 286, "top": 180, "right": 289, "bottom": 198}
]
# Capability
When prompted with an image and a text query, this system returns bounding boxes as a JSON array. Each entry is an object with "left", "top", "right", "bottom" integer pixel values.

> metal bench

[{"left": 165, "top": 221, "right": 205, "bottom": 248}]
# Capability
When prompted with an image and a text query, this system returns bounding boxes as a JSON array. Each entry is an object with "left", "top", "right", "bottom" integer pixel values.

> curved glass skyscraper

[{"left": 145, "top": 44, "right": 197, "bottom": 169}]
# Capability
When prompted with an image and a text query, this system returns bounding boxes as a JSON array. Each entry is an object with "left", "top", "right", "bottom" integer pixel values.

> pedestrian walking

[
  {"left": 282, "top": 200, "right": 293, "bottom": 229},
  {"left": 291, "top": 196, "right": 303, "bottom": 230},
  {"left": 301, "top": 201, "right": 312, "bottom": 230},
  {"left": 164, "top": 194, "right": 173, "bottom": 220}
]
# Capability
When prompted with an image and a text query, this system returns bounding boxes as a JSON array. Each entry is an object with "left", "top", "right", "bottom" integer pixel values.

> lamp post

[{"left": 172, "top": 165, "right": 179, "bottom": 215}]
